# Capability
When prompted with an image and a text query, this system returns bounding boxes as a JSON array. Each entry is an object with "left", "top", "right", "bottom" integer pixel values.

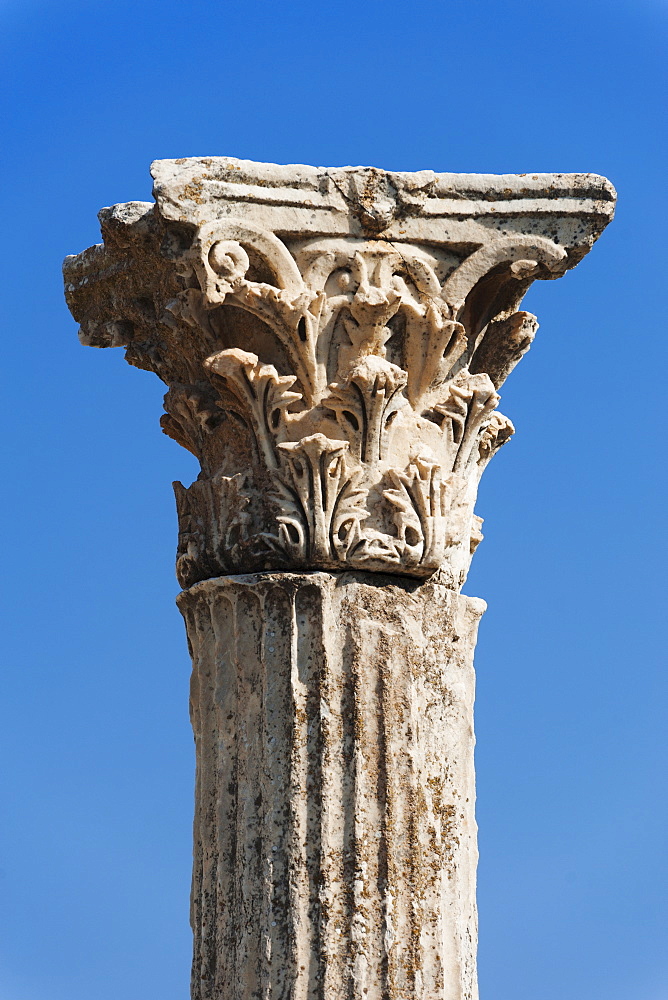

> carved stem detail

[{"left": 64, "top": 158, "right": 615, "bottom": 586}]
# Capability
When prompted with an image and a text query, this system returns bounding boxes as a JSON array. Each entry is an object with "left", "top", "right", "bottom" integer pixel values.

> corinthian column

[{"left": 63, "top": 158, "right": 615, "bottom": 999}]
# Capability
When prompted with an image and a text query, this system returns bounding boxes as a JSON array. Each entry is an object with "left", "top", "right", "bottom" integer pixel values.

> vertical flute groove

[
  {"left": 375, "top": 632, "right": 390, "bottom": 1000},
  {"left": 263, "top": 584, "right": 293, "bottom": 1000},
  {"left": 295, "top": 585, "right": 325, "bottom": 1000},
  {"left": 341, "top": 616, "right": 357, "bottom": 1000},
  {"left": 234, "top": 588, "right": 263, "bottom": 999},
  {"left": 289, "top": 587, "right": 309, "bottom": 1000},
  {"left": 211, "top": 592, "right": 236, "bottom": 1000}
]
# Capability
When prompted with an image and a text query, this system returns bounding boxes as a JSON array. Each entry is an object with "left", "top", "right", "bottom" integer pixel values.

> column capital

[{"left": 64, "top": 158, "right": 615, "bottom": 587}]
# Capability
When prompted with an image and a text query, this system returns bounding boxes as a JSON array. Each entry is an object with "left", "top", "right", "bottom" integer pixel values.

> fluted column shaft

[{"left": 179, "top": 572, "right": 484, "bottom": 1000}]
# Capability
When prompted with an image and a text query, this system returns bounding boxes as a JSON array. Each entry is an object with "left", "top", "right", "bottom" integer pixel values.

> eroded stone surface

[
  {"left": 179, "top": 571, "right": 484, "bottom": 1000},
  {"left": 63, "top": 159, "right": 614, "bottom": 1000},
  {"left": 63, "top": 158, "right": 615, "bottom": 586}
]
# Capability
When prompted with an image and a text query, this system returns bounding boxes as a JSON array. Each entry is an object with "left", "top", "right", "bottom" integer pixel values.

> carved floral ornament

[
  {"left": 63, "top": 160, "right": 615, "bottom": 589},
  {"left": 164, "top": 224, "right": 563, "bottom": 588}
]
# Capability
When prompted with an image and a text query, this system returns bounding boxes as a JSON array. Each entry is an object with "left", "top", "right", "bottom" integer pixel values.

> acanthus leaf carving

[
  {"left": 384, "top": 456, "right": 449, "bottom": 572},
  {"left": 174, "top": 472, "right": 252, "bottom": 589},
  {"left": 324, "top": 356, "right": 408, "bottom": 466},
  {"left": 342, "top": 252, "right": 403, "bottom": 357},
  {"left": 469, "top": 311, "right": 538, "bottom": 389},
  {"left": 268, "top": 434, "right": 368, "bottom": 566},
  {"left": 159, "top": 235, "right": 530, "bottom": 585},
  {"left": 161, "top": 384, "right": 222, "bottom": 459},
  {"left": 64, "top": 160, "right": 613, "bottom": 588},
  {"left": 183, "top": 221, "right": 326, "bottom": 403},
  {"left": 431, "top": 371, "right": 502, "bottom": 474},
  {"left": 406, "top": 309, "right": 467, "bottom": 407},
  {"left": 478, "top": 411, "right": 515, "bottom": 469},
  {"left": 204, "top": 349, "right": 302, "bottom": 470}
]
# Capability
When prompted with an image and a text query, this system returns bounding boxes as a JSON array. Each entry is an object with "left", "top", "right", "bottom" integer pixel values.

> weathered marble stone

[
  {"left": 63, "top": 158, "right": 615, "bottom": 1000},
  {"left": 63, "top": 158, "right": 615, "bottom": 587},
  {"left": 180, "top": 572, "right": 483, "bottom": 1000}
]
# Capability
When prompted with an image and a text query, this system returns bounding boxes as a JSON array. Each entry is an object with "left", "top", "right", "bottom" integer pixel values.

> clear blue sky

[{"left": 1, "top": 1, "right": 666, "bottom": 998}]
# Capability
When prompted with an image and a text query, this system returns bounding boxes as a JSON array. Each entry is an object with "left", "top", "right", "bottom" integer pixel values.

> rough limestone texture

[
  {"left": 63, "top": 158, "right": 615, "bottom": 1000},
  {"left": 179, "top": 572, "right": 484, "bottom": 1000},
  {"left": 63, "top": 158, "right": 615, "bottom": 588}
]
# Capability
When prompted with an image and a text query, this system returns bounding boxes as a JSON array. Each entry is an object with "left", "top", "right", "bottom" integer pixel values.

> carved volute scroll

[{"left": 64, "top": 158, "right": 615, "bottom": 587}]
